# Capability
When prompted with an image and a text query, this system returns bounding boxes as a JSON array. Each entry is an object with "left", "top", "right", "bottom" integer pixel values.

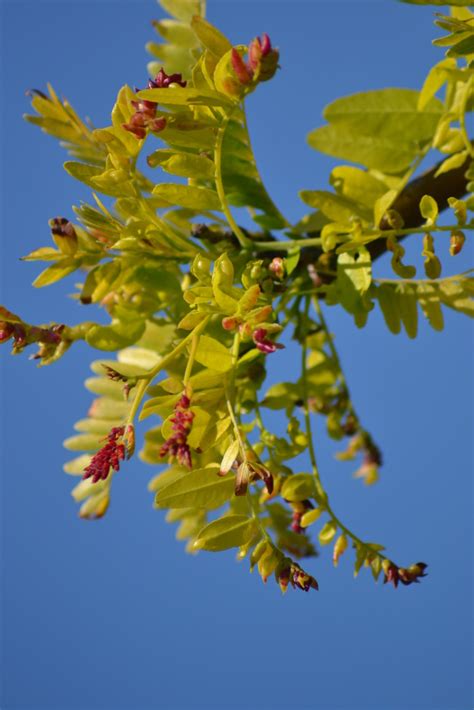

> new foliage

[{"left": 2, "top": 0, "right": 473, "bottom": 594}]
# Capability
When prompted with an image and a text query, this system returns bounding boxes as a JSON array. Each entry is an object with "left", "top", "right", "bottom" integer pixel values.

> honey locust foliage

[{"left": 3, "top": 0, "right": 473, "bottom": 595}]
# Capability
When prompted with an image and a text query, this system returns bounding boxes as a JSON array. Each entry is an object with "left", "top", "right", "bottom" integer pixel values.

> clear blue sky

[{"left": 1, "top": 1, "right": 472, "bottom": 709}]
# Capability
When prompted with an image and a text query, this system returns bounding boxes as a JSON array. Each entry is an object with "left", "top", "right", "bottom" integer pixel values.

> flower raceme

[
  {"left": 159, "top": 393, "right": 194, "bottom": 469},
  {"left": 382, "top": 561, "right": 428, "bottom": 588},
  {"left": 83, "top": 425, "right": 134, "bottom": 483},
  {"left": 122, "top": 68, "right": 187, "bottom": 139}
]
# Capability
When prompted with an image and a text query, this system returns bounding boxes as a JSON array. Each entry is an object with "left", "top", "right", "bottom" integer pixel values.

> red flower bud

[{"left": 231, "top": 48, "right": 253, "bottom": 85}]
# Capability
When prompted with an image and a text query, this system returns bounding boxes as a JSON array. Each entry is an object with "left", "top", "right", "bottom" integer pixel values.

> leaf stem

[
  {"left": 214, "top": 107, "right": 252, "bottom": 248},
  {"left": 125, "top": 316, "right": 210, "bottom": 430}
]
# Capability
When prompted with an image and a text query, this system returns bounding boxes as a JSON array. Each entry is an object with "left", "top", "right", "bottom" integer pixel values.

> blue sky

[{"left": 1, "top": 1, "right": 472, "bottom": 709}]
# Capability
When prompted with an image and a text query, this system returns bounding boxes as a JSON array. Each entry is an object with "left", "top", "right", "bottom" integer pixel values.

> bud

[
  {"left": 449, "top": 230, "right": 465, "bottom": 256},
  {"left": 49, "top": 217, "right": 78, "bottom": 255},
  {"left": 247, "top": 34, "right": 279, "bottom": 82},
  {"left": 333, "top": 534, "right": 348, "bottom": 566},
  {"left": 221, "top": 316, "right": 240, "bottom": 331},
  {"left": 149, "top": 116, "right": 167, "bottom": 133},
  {"left": 231, "top": 48, "right": 253, "bottom": 85},
  {"left": 268, "top": 257, "right": 285, "bottom": 280}
]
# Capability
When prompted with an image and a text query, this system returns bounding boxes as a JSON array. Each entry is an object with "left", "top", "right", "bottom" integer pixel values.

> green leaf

[
  {"left": 32, "top": 259, "right": 79, "bottom": 287},
  {"left": 63, "top": 453, "right": 93, "bottom": 475},
  {"left": 447, "top": 34, "right": 474, "bottom": 57},
  {"left": 280, "top": 474, "right": 316, "bottom": 502},
  {"left": 155, "top": 466, "right": 235, "bottom": 510},
  {"left": 193, "top": 515, "right": 259, "bottom": 551},
  {"left": 63, "top": 434, "right": 102, "bottom": 452},
  {"left": 323, "top": 89, "right": 443, "bottom": 142},
  {"left": 159, "top": 0, "right": 202, "bottom": 22},
  {"left": 300, "top": 190, "right": 371, "bottom": 222},
  {"left": 152, "top": 183, "right": 221, "bottom": 211},
  {"left": 154, "top": 152, "right": 215, "bottom": 180},
  {"left": 194, "top": 335, "right": 233, "bottom": 372},
  {"left": 191, "top": 15, "right": 232, "bottom": 58},
  {"left": 397, "top": 286, "right": 418, "bottom": 339},
  {"left": 338, "top": 249, "right": 372, "bottom": 295},
  {"left": 417, "top": 284, "right": 444, "bottom": 331},
  {"left": 376, "top": 284, "right": 401, "bottom": 335},
  {"left": 308, "top": 124, "right": 418, "bottom": 174},
  {"left": 418, "top": 59, "right": 456, "bottom": 110},
  {"left": 86, "top": 319, "right": 146, "bottom": 351},
  {"left": 434, "top": 150, "right": 468, "bottom": 177},
  {"left": 330, "top": 166, "right": 388, "bottom": 210},
  {"left": 136, "top": 86, "right": 232, "bottom": 107}
]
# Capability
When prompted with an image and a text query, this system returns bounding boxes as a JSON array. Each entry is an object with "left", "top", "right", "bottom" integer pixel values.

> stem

[
  {"left": 459, "top": 75, "right": 474, "bottom": 158},
  {"left": 299, "top": 297, "right": 390, "bottom": 564},
  {"left": 241, "top": 106, "right": 291, "bottom": 229},
  {"left": 183, "top": 333, "right": 199, "bottom": 387},
  {"left": 214, "top": 107, "right": 252, "bottom": 249},
  {"left": 301, "top": 300, "right": 319, "bottom": 476},
  {"left": 312, "top": 296, "right": 357, "bottom": 423},
  {"left": 125, "top": 316, "right": 210, "bottom": 430}
]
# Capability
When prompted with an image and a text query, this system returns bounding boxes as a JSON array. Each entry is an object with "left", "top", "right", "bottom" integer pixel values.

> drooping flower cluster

[
  {"left": 231, "top": 33, "right": 279, "bottom": 86},
  {"left": 122, "top": 68, "right": 187, "bottom": 139},
  {"left": 83, "top": 426, "right": 129, "bottom": 483},
  {"left": 383, "top": 561, "right": 428, "bottom": 588},
  {"left": 277, "top": 560, "right": 319, "bottom": 593},
  {"left": 160, "top": 393, "right": 194, "bottom": 469},
  {"left": 0, "top": 307, "right": 65, "bottom": 362}
]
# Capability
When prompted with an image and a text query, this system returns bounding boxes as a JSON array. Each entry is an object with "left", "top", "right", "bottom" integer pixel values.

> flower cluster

[
  {"left": 382, "top": 561, "right": 428, "bottom": 588},
  {"left": 122, "top": 68, "right": 187, "bottom": 139},
  {"left": 231, "top": 33, "right": 279, "bottom": 86},
  {"left": 0, "top": 309, "right": 65, "bottom": 362},
  {"left": 82, "top": 426, "right": 132, "bottom": 483},
  {"left": 277, "top": 560, "right": 319, "bottom": 593},
  {"left": 160, "top": 393, "right": 194, "bottom": 469}
]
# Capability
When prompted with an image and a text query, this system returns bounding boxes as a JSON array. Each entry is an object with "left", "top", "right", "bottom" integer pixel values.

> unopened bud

[
  {"left": 49, "top": 217, "right": 78, "bottom": 255},
  {"left": 231, "top": 48, "right": 253, "bottom": 85},
  {"left": 333, "top": 534, "right": 348, "bottom": 566},
  {"left": 449, "top": 230, "right": 465, "bottom": 256},
  {"left": 222, "top": 316, "right": 239, "bottom": 331},
  {"left": 269, "top": 257, "right": 285, "bottom": 280}
]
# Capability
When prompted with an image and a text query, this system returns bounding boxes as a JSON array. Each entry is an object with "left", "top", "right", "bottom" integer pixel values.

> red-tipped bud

[
  {"left": 450, "top": 230, "right": 466, "bottom": 256},
  {"left": 231, "top": 48, "right": 253, "bottom": 85}
]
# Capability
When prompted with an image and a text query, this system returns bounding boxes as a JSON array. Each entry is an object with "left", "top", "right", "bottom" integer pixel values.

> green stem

[
  {"left": 459, "top": 75, "right": 474, "bottom": 158},
  {"left": 215, "top": 108, "right": 252, "bottom": 249},
  {"left": 241, "top": 106, "right": 291, "bottom": 230},
  {"left": 125, "top": 316, "right": 210, "bottom": 430},
  {"left": 183, "top": 333, "right": 199, "bottom": 387},
  {"left": 299, "top": 297, "right": 390, "bottom": 564}
]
